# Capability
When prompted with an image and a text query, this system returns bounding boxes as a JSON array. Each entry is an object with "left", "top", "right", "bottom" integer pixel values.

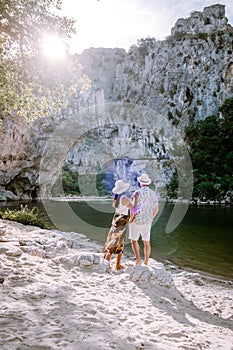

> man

[{"left": 129, "top": 173, "right": 159, "bottom": 266}]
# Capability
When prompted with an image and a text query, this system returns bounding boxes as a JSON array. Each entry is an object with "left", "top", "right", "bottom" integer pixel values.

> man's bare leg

[
  {"left": 131, "top": 240, "right": 141, "bottom": 266},
  {"left": 143, "top": 240, "right": 151, "bottom": 265}
]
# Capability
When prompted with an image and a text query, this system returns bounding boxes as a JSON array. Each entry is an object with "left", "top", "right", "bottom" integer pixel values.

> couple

[{"left": 103, "top": 173, "right": 159, "bottom": 270}]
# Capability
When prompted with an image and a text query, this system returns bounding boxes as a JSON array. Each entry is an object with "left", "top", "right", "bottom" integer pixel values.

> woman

[{"left": 102, "top": 180, "right": 133, "bottom": 270}]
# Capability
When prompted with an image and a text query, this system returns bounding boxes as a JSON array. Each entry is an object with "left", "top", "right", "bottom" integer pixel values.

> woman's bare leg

[
  {"left": 116, "top": 251, "right": 125, "bottom": 270},
  {"left": 105, "top": 252, "right": 112, "bottom": 268}
]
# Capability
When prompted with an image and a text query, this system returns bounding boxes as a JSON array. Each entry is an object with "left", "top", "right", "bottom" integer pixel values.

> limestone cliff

[
  {"left": 0, "top": 4, "right": 232, "bottom": 200},
  {"left": 77, "top": 4, "right": 232, "bottom": 126}
]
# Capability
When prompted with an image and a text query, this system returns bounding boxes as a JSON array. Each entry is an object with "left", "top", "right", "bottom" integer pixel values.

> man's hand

[{"left": 152, "top": 204, "right": 159, "bottom": 218}]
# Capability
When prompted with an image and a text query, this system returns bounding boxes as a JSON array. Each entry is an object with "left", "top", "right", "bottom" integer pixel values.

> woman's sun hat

[
  {"left": 112, "top": 180, "right": 130, "bottom": 194},
  {"left": 137, "top": 173, "right": 152, "bottom": 185}
]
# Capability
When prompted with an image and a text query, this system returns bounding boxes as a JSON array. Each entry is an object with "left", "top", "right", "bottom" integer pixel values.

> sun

[{"left": 42, "top": 35, "right": 66, "bottom": 59}]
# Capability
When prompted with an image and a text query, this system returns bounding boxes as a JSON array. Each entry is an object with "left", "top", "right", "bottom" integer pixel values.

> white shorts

[{"left": 128, "top": 222, "right": 152, "bottom": 241}]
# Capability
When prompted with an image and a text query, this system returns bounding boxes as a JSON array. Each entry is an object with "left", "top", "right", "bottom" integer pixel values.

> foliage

[
  {"left": 0, "top": 205, "right": 50, "bottom": 228},
  {"left": 62, "top": 168, "right": 80, "bottom": 195},
  {"left": 0, "top": 0, "right": 84, "bottom": 122},
  {"left": 166, "top": 171, "right": 178, "bottom": 199},
  {"left": 96, "top": 173, "right": 112, "bottom": 196},
  {"left": 51, "top": 167, "right": 81, "bottom": 196},
  {"left": 184, "top": 97, "right": 233, "bottom": 202},
  {"left": 51, "top": 168, "right": 112, "bottom": 197},
  {"left": 128, "top": 37, "right": 156, "bottom": 59}
]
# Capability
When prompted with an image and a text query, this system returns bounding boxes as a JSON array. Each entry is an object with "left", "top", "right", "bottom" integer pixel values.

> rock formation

[
  {"left": 171, "top": 4, "right": 229, "bottom": 35},
  {"left": 0, "top": 4, "right": 232, "bottom": 200}
]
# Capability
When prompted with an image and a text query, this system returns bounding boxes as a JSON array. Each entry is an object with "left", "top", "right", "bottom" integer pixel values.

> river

[{"left": 1, "top": 200, "right": 232, "bottom": 281}]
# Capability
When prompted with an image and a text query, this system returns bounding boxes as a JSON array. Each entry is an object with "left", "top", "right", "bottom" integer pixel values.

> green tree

[
  {"left": 0, "top": 0, "right": 84, "bottom": 123},
  {"left": 96, "top": 173, "right": 111, "bottom": 196},
  {"left": 51, "top": 167, "right": 81, "bottom": 196},
  {"left": 185, "top": 98, "right": 233, "bottom": 202}
]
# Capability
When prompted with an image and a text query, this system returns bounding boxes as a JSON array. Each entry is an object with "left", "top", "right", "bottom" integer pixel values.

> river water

[{"left": 1, "top": 200, "right": 232, "bottom": 281}]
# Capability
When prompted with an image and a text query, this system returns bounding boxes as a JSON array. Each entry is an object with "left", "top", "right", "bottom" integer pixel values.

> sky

[{"left": 61, "top": 0, "right": 233, "bottom": 54}]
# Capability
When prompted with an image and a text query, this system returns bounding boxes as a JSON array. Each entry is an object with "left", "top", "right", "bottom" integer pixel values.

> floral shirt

[{"left": 132, "top": 187, "right": 158, "bottom": 225}]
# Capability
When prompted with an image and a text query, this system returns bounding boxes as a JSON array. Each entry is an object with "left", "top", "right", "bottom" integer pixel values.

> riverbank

[
  {"left": 49, "top": 195, "right": 232, "bottom": 206},
  {"left": 50, "top": 195, "right": 112, "bottom": 202},
  {"left": 1, "top": 192, "right": 232, "bottom": 208},
  {"left": 0, "top": 219, "right": 232, "bottom": 349}
]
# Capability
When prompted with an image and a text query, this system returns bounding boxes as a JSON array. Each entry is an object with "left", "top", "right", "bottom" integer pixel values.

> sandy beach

[{"left": 0, "top": 219, "right": 232, "bottom": 350}]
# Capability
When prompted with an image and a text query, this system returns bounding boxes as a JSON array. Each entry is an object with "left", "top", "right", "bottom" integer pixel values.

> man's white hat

[
  {"left": 112, "top": 180, "right": 130, "bottom": 194},
  {"left": 137, "top": 173, "right": 151, "bottom": 185}
]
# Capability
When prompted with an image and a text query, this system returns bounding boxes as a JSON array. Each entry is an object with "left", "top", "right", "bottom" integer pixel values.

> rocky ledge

[{"left": 0, "top": 219, "right": 173, "bottom": 286}]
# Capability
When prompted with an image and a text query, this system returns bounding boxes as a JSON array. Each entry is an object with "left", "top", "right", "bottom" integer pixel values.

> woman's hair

[{"left": 112, "top": 193, "right": 121, "bottom": 208}]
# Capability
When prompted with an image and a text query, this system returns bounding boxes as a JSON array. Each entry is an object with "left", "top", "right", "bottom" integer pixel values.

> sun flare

[{"left": 42, "top": 35, "right": 66, "bottom": 59}]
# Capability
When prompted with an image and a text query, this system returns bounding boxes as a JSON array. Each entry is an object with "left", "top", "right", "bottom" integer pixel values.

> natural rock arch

[{"left": 39, "top": 102, "right": 193, "bottom": 233}]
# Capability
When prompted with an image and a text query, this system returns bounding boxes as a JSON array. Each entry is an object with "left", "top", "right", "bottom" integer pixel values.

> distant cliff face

[
  {"left": 0, "top": 4, "right": 233, "bottom": 200},
  {"left": 78, "top": 4, "right": 233, "bottom": 127}
]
